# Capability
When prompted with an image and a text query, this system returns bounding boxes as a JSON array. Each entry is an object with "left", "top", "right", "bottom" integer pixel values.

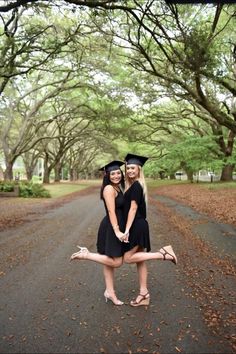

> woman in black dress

[
  {"left": 70, "top": 160, "right": 126, "bottom": 305},
  {"left": 123, "top": 154, "right": 177, "bottom": 307}
]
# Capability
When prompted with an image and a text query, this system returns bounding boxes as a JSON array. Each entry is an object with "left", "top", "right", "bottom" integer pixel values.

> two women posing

[{"left": 70, "top": 153, "right": 177, "bottom": 306}]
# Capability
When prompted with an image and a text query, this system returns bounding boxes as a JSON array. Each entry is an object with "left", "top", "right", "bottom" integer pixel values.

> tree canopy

[{"left": 0, "top": 0, "right": 235, "bottom": 181}]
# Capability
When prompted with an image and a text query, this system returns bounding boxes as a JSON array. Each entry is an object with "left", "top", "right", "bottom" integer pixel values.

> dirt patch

[{"left": 152, "top": 184, "right": 236, "bottom": 227}]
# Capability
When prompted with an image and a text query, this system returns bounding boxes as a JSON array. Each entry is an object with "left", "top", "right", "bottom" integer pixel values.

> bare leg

[
  {"left": 103, "top": 265, "right": 123, "bottom": 305},
  {"left": 134, "top": 260, "right": 149, "bottom": 304},
  {"left": 125, "top": 245, "right": 177, "bottom": 306},
  {"left": 124, "top": 245, "right": 177, "bottom": 265},
  {"left": 70, "top": 248, "right": 123, "bottom": 268},
  {"left": 103, "top": 265, "right": 115, "bottom": 294}
]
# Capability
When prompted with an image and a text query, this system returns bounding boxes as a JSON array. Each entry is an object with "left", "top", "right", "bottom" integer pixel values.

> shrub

[
  {"left": 0, "top": 181, "right": 15, "bottom": 192},
  {"left": 31, "top": 176, "right": 42, "bottom": 183},
  {"left": 19, "top": 182, "right": 51, "bottom": 198},
  {"left": 0, "top": 181, "right": 50, "bottom": 198}
]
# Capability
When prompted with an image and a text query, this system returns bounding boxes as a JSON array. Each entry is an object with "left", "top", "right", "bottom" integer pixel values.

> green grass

[
  {"left": 146, "top": 178, "right": 236, "bottom": 190},
  {"left": 43, "top": 179, "right": 236, "bottom": 197},
  {"left": 146, "top": 179, "right": 187, "bottom": 189},
  {"left": 44, "top": 182, "right": 93, "bottom": 198},
  {"left": 202, "top": 181, "right": 236, "bottom": 190}
]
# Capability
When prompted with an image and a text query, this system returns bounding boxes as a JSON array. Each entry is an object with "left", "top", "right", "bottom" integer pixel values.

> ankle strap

[{"left": 139, "top": 292, "right": 149, "bottom": 299}]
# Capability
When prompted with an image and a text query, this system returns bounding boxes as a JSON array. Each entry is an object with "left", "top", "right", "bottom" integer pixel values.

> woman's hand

[
  {"left": 115, "top": 230, "right": 126, "bottom": 242},
  {"left": 123, "top": 230, "right": 129, "bottom": 243}
]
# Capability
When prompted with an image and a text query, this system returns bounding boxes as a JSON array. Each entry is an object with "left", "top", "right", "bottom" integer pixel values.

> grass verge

[
  {"left": 44, "top": 182, "right": 92, "bottom": 198},
  {"left": 147, "top": 179, "right": 236, "bottom": 190},
  {"left": 202, "top": 181, "right": 236, "bottom": 190},
  {"left": 147, "top": 179, "right": 187, "bottom": 189}
]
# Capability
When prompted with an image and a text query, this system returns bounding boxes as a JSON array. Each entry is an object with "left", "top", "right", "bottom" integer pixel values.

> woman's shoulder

[
  {"left": 103, "top": 184, "right": 115, "bottom": 193},
  {"left": 126, "top": 180, "right": 142, "bottom": 193},
  {"left": 103, "top": 184, "right": 122, "bottom": 197},
  {"left": 132, "top": 180, "right": 142, "bottom": 189}
]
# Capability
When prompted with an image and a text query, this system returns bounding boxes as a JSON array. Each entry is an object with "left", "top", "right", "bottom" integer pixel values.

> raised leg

[{"left": 70, "top": 246, "right": 123, "bottom": 268}]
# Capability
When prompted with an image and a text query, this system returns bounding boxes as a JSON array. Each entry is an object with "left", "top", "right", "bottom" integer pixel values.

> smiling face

[
  {"left": 126, "top": 164, "right": 140, "bottom": 180},
  {"left": 109, "top": 169, "right": 122, "bottom": 185}
]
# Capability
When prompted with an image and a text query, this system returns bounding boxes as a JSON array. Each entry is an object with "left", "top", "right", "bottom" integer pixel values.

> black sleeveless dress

[
  {"left": 97, "top": 189, "right": 125, "bottom": 257},
  {"left": 123, "top": 180, "right": 151, "bottom": 252}
]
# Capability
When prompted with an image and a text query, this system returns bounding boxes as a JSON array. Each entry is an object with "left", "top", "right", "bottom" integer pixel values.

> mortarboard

[
  {"left": 125, "top": 153, "right": 149, "bottom": 167},
  {"left": 99, "top": 160, "right": 124, "bottom": 172}
]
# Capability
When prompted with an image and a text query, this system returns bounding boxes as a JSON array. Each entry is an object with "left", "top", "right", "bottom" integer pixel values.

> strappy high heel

[
  {"left": 130, "top": 292, "right": 150, "bottom": 307},
  {"left": 70, "top": 246, "right": 88, "bottom": 261},
  {"left": 104, "top": 290, "right": 124, "bottom": 306},
  {"left": 76, "top": 245, "right": 88, "bottom": 252},
  {"left": 159, "top": 245, "right": 177, "bottom": 265}
]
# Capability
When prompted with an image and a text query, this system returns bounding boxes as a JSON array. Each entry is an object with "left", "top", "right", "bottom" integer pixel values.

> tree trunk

[
  {"left": 54, "top": 164, "right": 61, "bottom": 182},
  {"left": 25, "top": 168, "right": 34, "bottom": 181},
  {"left": 25, "top": 163, "right": 38, "bottom": 181},
  {"left": 220, "top": 164, "right": 234, "bottom": 181},
  {"left": 3, "top": 161, "right": 14, "bottom": 181},
  {"left": 169, "top": 173, "right": 176, "bottom": 180},
  {"left": 23, "top": 155, "right": 39, "bottom": 181},
  {"left": 0, "top": 165, "right": 4, "bottom": 180},
  {"left": 69, "top": 168, "right": 78, "bottom": 181},
  {"left": 186, "top": 170, "right": 194, "bottom": 182},
  {"left": 159, "top": 171, "right": 165, "bottom": 179},
  {"left": 43, "top": 167, "right": 50, "bottom": 183},
  {"left": 73, "top": 169, "right": 78, "bottom": 181},
  {"left": 69, "top": 168, "right": 73, "bottom": 181},
  {"left": 43, "top": 154, "right": 50, "bottom": 184}
]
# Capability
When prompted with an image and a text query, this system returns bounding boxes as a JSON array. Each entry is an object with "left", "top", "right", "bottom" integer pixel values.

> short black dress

[
  {"left": 97, "top": 189, "right": 125, "bottom": 257},
  {"left": 123, "top": 181, "right": 151, "bottom": 252}
]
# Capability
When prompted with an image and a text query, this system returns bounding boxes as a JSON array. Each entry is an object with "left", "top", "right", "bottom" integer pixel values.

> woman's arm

[
  {"left": 103, "top": 185, "right": 124, "bottom": 241},
  {"left": 124, "top": 200, "right": 138, "bottom": 236}
]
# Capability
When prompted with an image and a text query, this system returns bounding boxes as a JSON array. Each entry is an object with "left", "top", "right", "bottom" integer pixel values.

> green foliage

[
  {"left": 0, "top": 181, "right": 15, "bottom": 192},
  {"left": 0, "top": 2, "right": 235, "bottom": 183},
  {"left": 184, "top": 26, "right": 218, "bottom": 72},
  {"left": 31, "top": 175, "right": 42, "bottom": 183},
  {"left": 149, "top": 135, "right": 225, "bottom": 176},
  {"left": 19, "top": 182, "right": 51, "bottom": 198},
  {"left": 223, "top": 154, "right": 236, "bottom": 166}
]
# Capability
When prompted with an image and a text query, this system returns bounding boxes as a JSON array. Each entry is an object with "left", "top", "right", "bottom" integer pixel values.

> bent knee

[
  {"left": 124, "top": 254, "right": 132, "bottom": 264},
  {"left": 114, "top": 257, "right": 123, "bottom": 267}
]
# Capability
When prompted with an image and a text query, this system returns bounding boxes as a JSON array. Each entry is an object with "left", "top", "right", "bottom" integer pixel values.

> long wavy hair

[
  {"left": 100, "top": 170, "right": 125, "bottom": 199},
  {"left": 125, "top": 165, "right": 148, "bottom": 205}
]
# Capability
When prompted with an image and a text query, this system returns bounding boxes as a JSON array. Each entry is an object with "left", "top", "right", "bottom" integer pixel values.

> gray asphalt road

[{"left": 0, "top": 188, "right": 235, "bottom": 353}]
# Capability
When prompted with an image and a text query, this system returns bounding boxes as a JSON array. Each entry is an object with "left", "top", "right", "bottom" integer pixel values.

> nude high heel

[
  {"left": 70, "top": 246, "right": 88, "bottom": 261},
  {"left": 104, "top": 290, "right": 124, "bottom": 306}
]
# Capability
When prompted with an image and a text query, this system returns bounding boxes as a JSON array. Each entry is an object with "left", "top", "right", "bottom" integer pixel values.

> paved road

[{"left": 0, "top": 187, "right": 235, "bottom": 353}]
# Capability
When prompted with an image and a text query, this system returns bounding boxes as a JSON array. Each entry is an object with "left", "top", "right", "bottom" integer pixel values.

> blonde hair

[{"left": 125, "top": 165, "right": 148, "bottom": 205}]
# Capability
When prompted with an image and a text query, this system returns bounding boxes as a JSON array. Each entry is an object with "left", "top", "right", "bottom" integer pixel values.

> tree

[
  {"left": 1, "top": 1, "right": 235, "bottom": 181},
  {"left": 0, "top": 69, "right": 97, "bottom": 180},
  {"left": 114, "top": 2, "right": 236, "bottom": 179},
  {"left": 121, "top": 97, "right": 235, "bottom": 180},
  {"left": 0, "top": 6, "right": 84, "bottom": 95},
  {"left": 22, "top": 149, "right": 41, "bottom": 180}
]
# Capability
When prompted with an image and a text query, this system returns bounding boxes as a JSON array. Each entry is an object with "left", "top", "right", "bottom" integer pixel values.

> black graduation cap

[
  {"left": 99, "top": 160, "right": 124, "bottom": 172},
  {"left": 125, "top": 153, "right": 149, "bottom": 167}
]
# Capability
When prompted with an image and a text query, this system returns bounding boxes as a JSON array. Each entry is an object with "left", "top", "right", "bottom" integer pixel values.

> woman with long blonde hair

[{"left": 123, "top": 153, "right": 177, "bottom": 307}]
